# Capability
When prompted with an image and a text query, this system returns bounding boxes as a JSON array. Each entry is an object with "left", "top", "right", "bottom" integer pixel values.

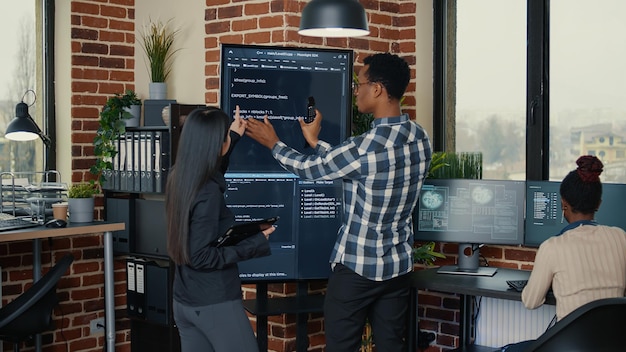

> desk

[
  {"left": 409, "top": 267, "right": 555, "bottom": 352},
  {"left": 0, "top": 221, "right": 125, "bottom": 352}
]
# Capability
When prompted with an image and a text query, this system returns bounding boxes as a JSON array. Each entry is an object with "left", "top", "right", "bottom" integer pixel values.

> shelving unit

[{"left": 103, "top": 104, "right": 203, "bottom": 352}]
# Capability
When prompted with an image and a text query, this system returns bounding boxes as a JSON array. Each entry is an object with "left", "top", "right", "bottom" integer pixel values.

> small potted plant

[
  {"left": 67, "top": 183, "right": 98, "bottom": 223},
  {"left": 92, "top": 90, "right": 139, "bottom": 188},
  {"left": 123, "top": 90, "right": 142, "bottom": 127},
  {"left": 139, "top": 18, "right": 180, "bottom": 99}
]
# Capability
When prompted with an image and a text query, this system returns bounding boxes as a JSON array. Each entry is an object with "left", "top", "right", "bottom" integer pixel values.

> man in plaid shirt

[{"left": 246, "top": 53, "right": 432, "bottom": 352}]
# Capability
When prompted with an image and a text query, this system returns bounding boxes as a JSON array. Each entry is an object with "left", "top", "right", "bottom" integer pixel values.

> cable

[{"left": 471, "top": 296, "right": 482, "bottom": 341}]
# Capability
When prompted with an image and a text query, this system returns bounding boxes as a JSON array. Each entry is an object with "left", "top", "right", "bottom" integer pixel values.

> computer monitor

[
  {"left": 525, "top": 180, "right": 626, "bottom": 247},
  {"left": 220, "top": 43, "right": 353, "bottom": 281},
  {"left": 414, "top": 178, "right": 526, "bottom": 275}
]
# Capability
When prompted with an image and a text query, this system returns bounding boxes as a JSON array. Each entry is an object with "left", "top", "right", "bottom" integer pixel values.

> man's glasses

[{"left": 352, "top": 81, "right": 373, "bottom": 92}]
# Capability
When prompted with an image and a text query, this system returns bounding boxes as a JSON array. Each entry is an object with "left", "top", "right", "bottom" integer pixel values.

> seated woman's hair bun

[{"left": 576, "top": 155, "right": 603, "bottom": 183}]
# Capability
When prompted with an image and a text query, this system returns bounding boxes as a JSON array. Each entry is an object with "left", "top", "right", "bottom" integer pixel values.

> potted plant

[
  {"left": 67, "top": 183, "right": 98, "bottom": 223},
  {"left": 139, "top": 18, "right": 180, "bottom": 99},
  {"left": 91, "top": 90, "right": 138, "bottom": 188},
  {"left": 123, "top": 90, "right": 142, "bottom": 127}
]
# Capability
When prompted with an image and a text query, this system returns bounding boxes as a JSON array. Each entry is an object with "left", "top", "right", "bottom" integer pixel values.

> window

[
  {"left": 435, "top": 0, "right": 626, "bottom": 183},
  {"left": 549, "top": 0, "right": 626, "bottom": 183},
  {"left": 0, "top": 0, "right": 53, "bottom": 174}
]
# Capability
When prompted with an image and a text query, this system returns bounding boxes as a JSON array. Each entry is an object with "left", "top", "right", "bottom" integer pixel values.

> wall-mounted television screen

[{"left": 220, "top": 44, "right": 353, "bottom": 281}]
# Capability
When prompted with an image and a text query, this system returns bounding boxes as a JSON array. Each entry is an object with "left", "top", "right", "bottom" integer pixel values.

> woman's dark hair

[
  {"left": 363, "top": 53, "right": 410, "bottom": 101},
  {"left": 560, "top": 155, "right": 604, "bottom": 215},
  {"left": 165, "top": 107, "right": 230, "bottom": 264}
]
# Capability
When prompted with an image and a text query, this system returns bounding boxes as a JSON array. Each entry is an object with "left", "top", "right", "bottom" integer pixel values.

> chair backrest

[
  {"left": 0, "top": 253, "right": 74, "bottom": 340},
  {"left": 526, "top": 297, "right": 626, "bottom": 352}
]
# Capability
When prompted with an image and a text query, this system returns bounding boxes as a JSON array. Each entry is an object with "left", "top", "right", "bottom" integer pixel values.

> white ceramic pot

[{"left": 149, "top": 82, "right": 167, "bottom": 99}]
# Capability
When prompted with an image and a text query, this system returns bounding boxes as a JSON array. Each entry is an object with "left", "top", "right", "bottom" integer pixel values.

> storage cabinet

[{"left": 104, "top": 104, "right": 204, "bottom": 352}]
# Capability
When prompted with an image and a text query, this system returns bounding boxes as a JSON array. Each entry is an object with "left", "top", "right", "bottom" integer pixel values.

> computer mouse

[{"left": 45, "top": 219, "right": 67, "bottom": 228}]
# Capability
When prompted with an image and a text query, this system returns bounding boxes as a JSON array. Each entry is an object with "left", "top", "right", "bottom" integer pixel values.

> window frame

[{"left": 433, "top": 0, "right": 550, "bottom": 180}]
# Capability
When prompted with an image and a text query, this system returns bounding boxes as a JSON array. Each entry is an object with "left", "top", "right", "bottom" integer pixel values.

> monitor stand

[{"left": 436, "top": 243, "right": 498, "bottom": 277}]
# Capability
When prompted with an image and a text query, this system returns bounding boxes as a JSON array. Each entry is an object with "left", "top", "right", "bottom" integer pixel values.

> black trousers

[{"left": 323, "top": 263, "right": 410, "bottom": 352}]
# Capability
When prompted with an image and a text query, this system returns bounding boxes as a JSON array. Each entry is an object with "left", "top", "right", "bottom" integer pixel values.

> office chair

[
  {"left": 524, "top": 297, "right": 626, "bottom": 352},
  {"left": 0, "top": 253, "right": 74, "bottom": 352}
]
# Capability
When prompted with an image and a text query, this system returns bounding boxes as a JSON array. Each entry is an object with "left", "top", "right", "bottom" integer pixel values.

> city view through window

[{"left": 454, "top": 0, "right": 626, "bottom": 183}]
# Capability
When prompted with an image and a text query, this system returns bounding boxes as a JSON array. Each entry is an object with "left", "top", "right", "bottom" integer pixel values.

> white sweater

[{"left": 522, "top": 224, "right": 626, "bottom": 320}]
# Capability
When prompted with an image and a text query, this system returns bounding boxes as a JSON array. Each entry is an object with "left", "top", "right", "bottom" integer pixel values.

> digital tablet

[{"left": 214, "top": 216, "right": 279, "bottom": 247}]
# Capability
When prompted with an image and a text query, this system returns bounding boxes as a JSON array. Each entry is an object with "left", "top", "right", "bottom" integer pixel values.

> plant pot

[
  {"left": 149, "top": 82, "right": 167, "bottom": 99},
  {"left": 68, "top": 197, "right": 95, "bottom": 223},
  {"left": 124, "top": 105, "right": 141, "bottom": 127}
]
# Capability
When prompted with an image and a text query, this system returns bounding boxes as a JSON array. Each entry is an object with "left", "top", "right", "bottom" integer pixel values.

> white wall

[
  {"left": 414, "top": 0, "right": 434, "bottom": 134},
  {"left": 134, "top": 0, "right": 206, "bottom": 104},
  {"left": 55, "top": 0, "right": 71, "bottom": 182}
]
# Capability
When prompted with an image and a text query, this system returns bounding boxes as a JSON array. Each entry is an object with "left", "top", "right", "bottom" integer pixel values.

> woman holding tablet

[{"left": 165, "top": 106, "right": 274, "bottom": 352}]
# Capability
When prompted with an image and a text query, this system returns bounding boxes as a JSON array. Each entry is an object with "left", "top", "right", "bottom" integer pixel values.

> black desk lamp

[
  {"left": 298, "top": 0, "right": 370, "bottom": 38},
  {"left": 5, "top": 90, "right": 51, "bottom": 147}
]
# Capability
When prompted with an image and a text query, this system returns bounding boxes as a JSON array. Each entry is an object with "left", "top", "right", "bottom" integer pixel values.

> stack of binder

[
  {"left": 126, "top": 257, "right": 171, "bottom": 325},
  {"left": 102, "top": 130, "right": 170, "bottom": 193}
]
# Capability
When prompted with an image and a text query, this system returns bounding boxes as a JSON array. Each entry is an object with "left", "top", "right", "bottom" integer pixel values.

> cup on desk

[
  {"left": 30, "top": 199, "right": 47, "bottom": 224},
  {"left": 52, "top": 202, "right": 68, "bottom": 221}
]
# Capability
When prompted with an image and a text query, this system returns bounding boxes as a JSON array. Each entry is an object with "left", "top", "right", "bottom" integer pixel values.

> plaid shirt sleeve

[{"left": 271, "top": 115, "right": 432, "bottom": 281}]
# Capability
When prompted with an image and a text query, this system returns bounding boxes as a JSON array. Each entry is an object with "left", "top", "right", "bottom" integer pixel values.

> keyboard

[
  {"left": 506, "top": 279, "right": 528, "bottom": 292},
  {"left": 0, "top": 213, "right": 40, "bottom": 232}
]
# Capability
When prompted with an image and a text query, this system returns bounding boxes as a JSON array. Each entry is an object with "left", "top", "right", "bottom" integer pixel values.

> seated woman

[{"left": 502, "top": 155, "right": 626, "bottom": 352}]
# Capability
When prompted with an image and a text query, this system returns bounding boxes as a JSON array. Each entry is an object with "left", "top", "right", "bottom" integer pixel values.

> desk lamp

[
  {"left": 5, "top": 89, "right": 51, "bottom": 147},
  {"left": 298, "top": 0, "right": 370, "bottom": 38}
]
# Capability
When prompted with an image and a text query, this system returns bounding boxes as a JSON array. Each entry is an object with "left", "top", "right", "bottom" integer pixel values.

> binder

[
  {"left": 154, "top": 131, "right": 170, "bottom": 193},
  {"left": 135, "top": 260, "right": 146, "bottom": 318},
  {"left": 144, "top": 132, "right": 154, "bottom": 192},
  {"left": 124, "top": 135, "right": 134, "bottom": 191},
  {"left": 118, "top": 134, "right": 128, "bottom": 191},
  {"left": 133, "top": 132, "right": 141, "bottom": 192},
  {"left": 139, "top": 132, "right": 149, "bottom": 192},
  {"left": 126, "top": 260, "right": 145, "bottom": 318},
  {"left": 109, "top": 137, "right": 119, "bottom": 190}
]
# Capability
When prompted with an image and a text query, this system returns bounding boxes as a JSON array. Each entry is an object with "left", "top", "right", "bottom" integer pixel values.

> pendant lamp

[{"left": 299, "top": 0, "right": 369, "bottom": 38}]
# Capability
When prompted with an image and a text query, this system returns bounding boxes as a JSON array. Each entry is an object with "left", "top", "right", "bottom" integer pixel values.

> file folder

[
  {"left": 154, "top": 131, "right": 170, "bottom": 193},
  {"left": 144, "top": 132, "right": 154, "bottom": 192},
  {"left": 135, "top": 260, "right": 146, "bottom": 317},
  {"left": 124, "top": 135, "right": 134, "bottom": 191},
  {"left": 118, "top": 135, "right": 128, "bottom": 191},
  {"left": 139, "top": 132, "right": 149, "bottom": 192},
  {"left": 133, "top": 132, "right": 141, "bottom": 192},
  {"left": 126, "top": 259, "right": 139, "bottom": 316}
]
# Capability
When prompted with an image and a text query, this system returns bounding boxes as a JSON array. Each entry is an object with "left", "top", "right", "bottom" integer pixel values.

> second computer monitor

[
  {"left": 415, "top": 179, "right": 526, "bottom": 246},
  {"left": 525, "top": 180, "right": 626, "bottom": 247}
]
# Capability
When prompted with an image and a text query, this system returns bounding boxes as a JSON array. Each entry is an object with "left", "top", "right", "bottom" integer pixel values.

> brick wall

[{"left": 0, "top": 1, "right": 539, "bottom": 352}]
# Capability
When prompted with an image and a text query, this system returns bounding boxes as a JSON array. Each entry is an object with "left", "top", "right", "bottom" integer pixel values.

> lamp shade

[
  {"left": 5, "top": 102, "right": 40, "bottom": 141},
  {"left": 5, "top": 100, "right": 51, "bottom": 147},
  {"left": 299, "top": 0, "right": 369, "bottom": 38}
]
